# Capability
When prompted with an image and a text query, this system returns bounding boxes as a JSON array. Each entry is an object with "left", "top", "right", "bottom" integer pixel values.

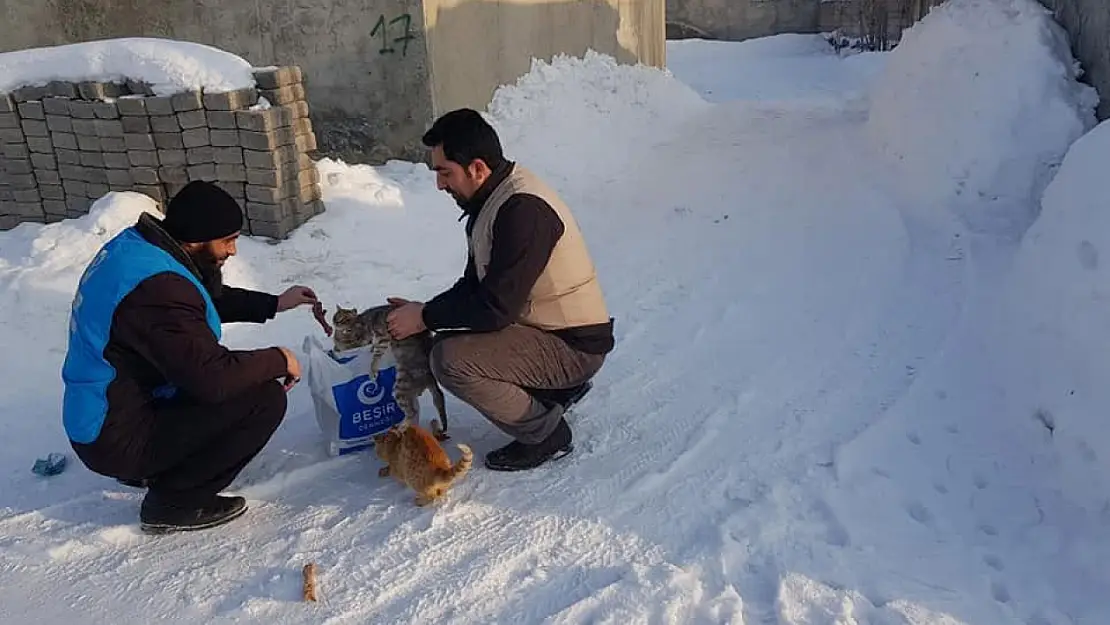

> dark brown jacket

[{"left": 71, "top": 214, "right": 287, "bottom": 468}]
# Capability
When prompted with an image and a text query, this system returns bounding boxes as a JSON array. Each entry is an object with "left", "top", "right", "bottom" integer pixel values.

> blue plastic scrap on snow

[{"left": 32, "top": 452, "right": 68, "bottom": 477}]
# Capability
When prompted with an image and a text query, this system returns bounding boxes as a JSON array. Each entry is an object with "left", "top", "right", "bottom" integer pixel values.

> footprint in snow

[
  {"left": 1076, "top": 440, "right": 1098, "bottom": 464},
  {"left": 983, "top": 553, "right": 1004, "bottom": 571},
  {"left": 991, "top": 579, "right": 1011, "bottom": 604},
  {"left": 907, "top": 502, "right": 932, "bottom": 526},
  {"left": 871, "top": 467, "right": 891, "bottom": 480},
  {"left": 1077, "top": 240, "right": 1098, "bottom": 270},
  {"left": 808, "top": 499, "right": 851, "bottom": 548}
]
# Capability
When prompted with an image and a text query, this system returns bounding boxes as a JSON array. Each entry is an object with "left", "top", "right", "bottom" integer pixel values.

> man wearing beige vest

[{"left": 386, "top": 108, "right": 614, "bottom": 471}]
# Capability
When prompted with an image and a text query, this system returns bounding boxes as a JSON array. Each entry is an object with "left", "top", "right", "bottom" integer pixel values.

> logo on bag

[
  {"left": 332, "top": 366, "right": 404, "bottom": 439},
  {"left": 356, "top": 379, "right": 386, "bottom": 404}
]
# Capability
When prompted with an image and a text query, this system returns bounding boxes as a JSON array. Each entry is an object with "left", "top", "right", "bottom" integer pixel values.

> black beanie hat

[{"left": 162, "top": 181, "right": 244, "bottom": 243}]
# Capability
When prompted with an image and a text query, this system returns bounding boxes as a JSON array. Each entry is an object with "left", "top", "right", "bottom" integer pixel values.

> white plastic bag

[{"left": 302, "top": 335, "right": 406, "bottom": 456}]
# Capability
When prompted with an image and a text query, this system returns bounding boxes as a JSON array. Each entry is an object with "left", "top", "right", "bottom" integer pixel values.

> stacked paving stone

[{"left": 0, "top": 66, "right": 323, "bottom": 239}]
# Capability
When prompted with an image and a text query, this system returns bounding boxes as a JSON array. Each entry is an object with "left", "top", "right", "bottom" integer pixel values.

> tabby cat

[
  {"left": 373, "top": 422, "right": 473, "bottom": 506},
  {"left": 331, "top": 304, "right": 450, "bottom": 440}
]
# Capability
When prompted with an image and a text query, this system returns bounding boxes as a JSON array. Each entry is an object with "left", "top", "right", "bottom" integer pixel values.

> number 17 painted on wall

[{"left": 372, "top": 13, "right": 416, "bottom": 56}]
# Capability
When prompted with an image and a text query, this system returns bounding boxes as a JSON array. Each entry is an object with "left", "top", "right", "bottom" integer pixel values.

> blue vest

[{"left": 61, "top": 226, "right": 223, "bottom": 444}]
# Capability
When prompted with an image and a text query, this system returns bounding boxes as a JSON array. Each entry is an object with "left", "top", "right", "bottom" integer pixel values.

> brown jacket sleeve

[
  {"left": 214, "top": 286, "right": 279, "bottom": 324},
  {"left": 113, "top": 272, "right": 289, "bottom": 404}
]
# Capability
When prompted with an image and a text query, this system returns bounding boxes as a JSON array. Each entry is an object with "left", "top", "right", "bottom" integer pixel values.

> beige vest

[{"left": 469, "top": 165, "right": 610, "bottom": 330}]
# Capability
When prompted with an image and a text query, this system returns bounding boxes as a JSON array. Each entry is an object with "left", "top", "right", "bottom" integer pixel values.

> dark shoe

[
  {"left": 527, "top": 380, "right": 593, "bottom": 410},
  {"left": 485, "top": 418, "right": 574, "bottom": 472},
  {"left": 139, "top": 493, "right": 248, "bottom": 535}
]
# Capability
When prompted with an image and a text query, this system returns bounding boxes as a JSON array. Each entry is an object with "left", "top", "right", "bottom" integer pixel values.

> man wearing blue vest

[{"left": 62, "top": 181, "right": 318, "bottom": 534}]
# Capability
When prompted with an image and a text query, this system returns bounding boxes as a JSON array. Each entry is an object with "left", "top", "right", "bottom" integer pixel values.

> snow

[
  {"left": 865, "top": 0, "right": 1098, "bottom": 238},
  {"left": 0, "top": 37, "right": 256, "bottom": 95},
  {"left": 667, "top": 33, "right": 887, "bottom": 103},
  {"left": 1, "top": 0, "right": 1109, "bottom": 622},
  {"left": 987, "top": 118, "right": 1110, "bottom": 513}
]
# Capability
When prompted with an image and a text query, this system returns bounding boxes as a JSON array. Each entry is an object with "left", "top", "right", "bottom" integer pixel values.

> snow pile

[
  {"left": 866, "top": 0, "right": 1097, "bottom": 237},
  {"left": 826, "top": 124, "right": 1110, "bottom": 621},
  {"left": 484, "top": 50, "right": 709, "bottom": 187},
  {"left": 0, "top": 191, "right": 160, "bottom": 294},
  {"left": 826, "top": 5, "right": 1110, "bottom": 614},
  {"left": 991, "top": 120, "right": 1110, "bottom": 507},
  {"left": 0, "top": 37, "right": 256, "bottom": 95}
]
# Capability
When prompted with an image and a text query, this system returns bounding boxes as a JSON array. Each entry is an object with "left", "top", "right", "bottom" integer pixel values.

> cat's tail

[{"left": 438, "top": 443, "right": 473, "bottom": 485}]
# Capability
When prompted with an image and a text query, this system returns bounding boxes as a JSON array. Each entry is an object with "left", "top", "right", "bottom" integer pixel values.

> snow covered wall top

[
  {"left": 0, "top": 39, "right": 324, "bottom": 239},
  {"left": 866, "top": 0, "right": 1098, "bottom": 239},
  {"left": 0, "top": 38, "right": 256, "bottom": 96}
]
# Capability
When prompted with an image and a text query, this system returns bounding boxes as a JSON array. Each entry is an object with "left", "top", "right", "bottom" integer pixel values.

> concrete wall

[
  {"left": 0, "top": 67, "right": 323, "bottom": 236},
  {"left": 0, "top": 0, "right": 664, "bottom": 165},
  {"left": 1040, "top": 0, "right": 1110, "bottom": 120},
  {"left": 818, "top": 0, "right": 918, "bottom": 41},
  {"left": 425, "top": 0, "right": 665, "bottom": 115},
  {"left": 665, "top": 0, "right": 933, "bottom": 43},
  {"left": 0, "top": 0, "right": 435, "bottom": 164},
  {"left": 666, "top": 0, "right": 820, "bottom": 40}
]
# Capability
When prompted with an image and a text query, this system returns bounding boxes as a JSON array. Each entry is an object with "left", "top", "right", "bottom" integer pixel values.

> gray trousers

[{"left": 429, "top": 324, "right": 605, "bottom": 444}]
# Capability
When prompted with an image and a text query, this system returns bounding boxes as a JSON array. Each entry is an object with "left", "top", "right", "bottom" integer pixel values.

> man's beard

[{"left": 189, "top": 248, "right": 224, "bottom": 298}]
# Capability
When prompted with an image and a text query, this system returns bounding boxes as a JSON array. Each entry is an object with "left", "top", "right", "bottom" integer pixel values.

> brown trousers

[{"left": 429, "top": 324, "right": 605, "bottom": 444}]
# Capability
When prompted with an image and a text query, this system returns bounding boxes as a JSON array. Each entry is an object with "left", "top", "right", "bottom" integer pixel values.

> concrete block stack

[
  {"left": 0, "top": 66, "right": 323, "bottom": 239},
  {"left": 238, "top": 66, "right": 324, "bottom": 239},
  {"left": 0, "top": 92, "right": 38, "bottom": 230}
]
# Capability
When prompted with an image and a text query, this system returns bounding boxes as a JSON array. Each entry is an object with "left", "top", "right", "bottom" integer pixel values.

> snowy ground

[{"left": 3, "top": 0, "right": 1110, "bottom": 623}]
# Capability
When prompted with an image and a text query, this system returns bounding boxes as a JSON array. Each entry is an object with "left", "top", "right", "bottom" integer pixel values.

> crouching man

[
  {"left": 61, "top": 181, "right": 318, "bottom": 534},
  {"left": 386, "top": 108, "right": 615, "bottom": 471}
]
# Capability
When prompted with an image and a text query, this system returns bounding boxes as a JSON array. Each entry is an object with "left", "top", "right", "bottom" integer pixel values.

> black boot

[
  {"left": 485, "top": 418, "right": 574, "bottom": 472},
  {"left": 139, "top": 492, "right": 248, "bottom": 535}
]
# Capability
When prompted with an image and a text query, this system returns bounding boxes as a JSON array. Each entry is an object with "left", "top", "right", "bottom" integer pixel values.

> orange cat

[{"left": 373, "top": 422, "right": 472, "bottom": 506}]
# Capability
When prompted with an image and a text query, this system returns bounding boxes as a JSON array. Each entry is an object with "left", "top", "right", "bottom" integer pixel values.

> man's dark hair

[{"left": 422, "top": 108, "right": 507, "bottom": 171}]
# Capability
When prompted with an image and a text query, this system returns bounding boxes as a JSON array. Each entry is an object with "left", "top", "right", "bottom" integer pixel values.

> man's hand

[
  {"left": 276, "top": 286, "right": 318, "bottom": 313},
  {"left": 278, "top": 346, "right": 302, "bottom": 391},
  {"left": 386, "top": 299, "right": 426, "bottom": 340}
]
